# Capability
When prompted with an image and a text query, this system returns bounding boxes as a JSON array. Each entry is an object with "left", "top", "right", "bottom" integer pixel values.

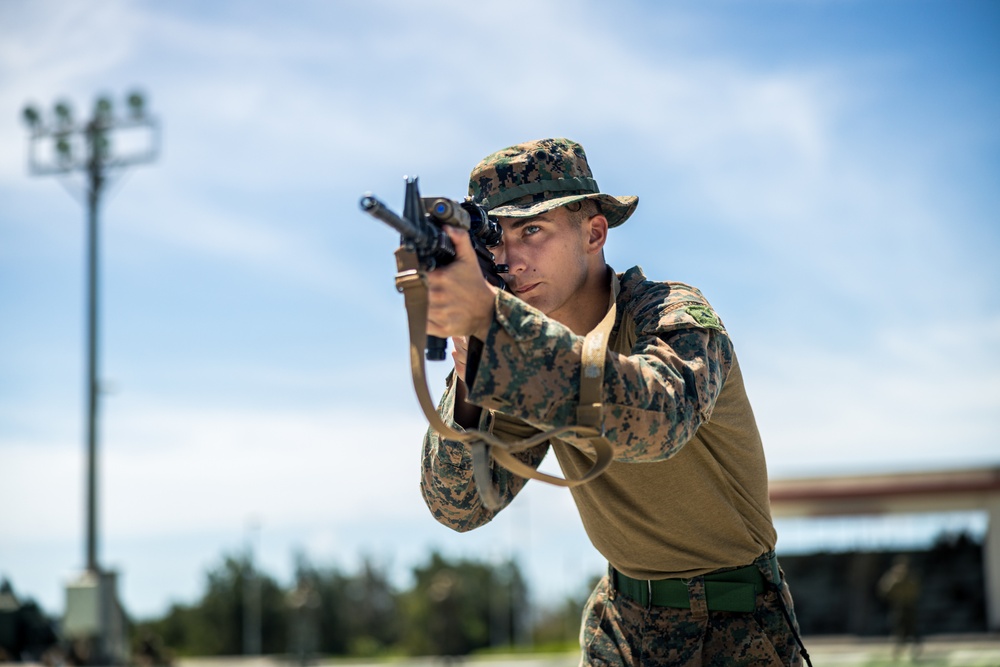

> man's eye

[{"left": 523, "top": 224, "right": 541, "bottom": 236}]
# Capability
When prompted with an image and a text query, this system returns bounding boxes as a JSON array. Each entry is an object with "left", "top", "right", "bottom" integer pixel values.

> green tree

[
  {"left": 0, "top": 580, "right": 59, "bottom": 662},
  {"left": 400, "top": 552, "right": 528, "bottom": 657},
  {"left": 140, "top": 552, "right": 286, "bottom": 656},
  {"left": 343, "top": 557, "right": 401, "bottom": 655},
  {"left": 531, "top": 575, "right": 599, "bottom": 650},
  {"left": 291, "top": 553, "right": 400, "bottom": 657},
  {"left": 137, "top": 548, "right": 542, "bottom": 659}
]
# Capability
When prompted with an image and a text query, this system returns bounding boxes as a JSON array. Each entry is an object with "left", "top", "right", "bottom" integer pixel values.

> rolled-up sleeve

[{"left": 420, "top": 372, "right": 548, "bottom": 531}]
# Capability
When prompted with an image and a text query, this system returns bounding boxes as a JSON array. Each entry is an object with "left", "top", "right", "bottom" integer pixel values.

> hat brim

[{"left": 487, "top": 193, "right": 638, "bottom": 228}]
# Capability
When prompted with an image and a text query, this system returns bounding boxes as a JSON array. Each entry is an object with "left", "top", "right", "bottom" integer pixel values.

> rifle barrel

[{"left": 360, "top": 193, "right": 422, "bottom": 240}]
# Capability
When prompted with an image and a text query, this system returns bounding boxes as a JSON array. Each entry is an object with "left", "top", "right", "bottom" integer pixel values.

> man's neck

[{"left": 552, "top": 264, "right": 612, "bottom": 335}]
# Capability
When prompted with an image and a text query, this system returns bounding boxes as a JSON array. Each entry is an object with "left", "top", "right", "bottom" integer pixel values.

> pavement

[
  {"left": 796, "top": 635, "right": 1000, "bottom": 666},
  {"left": 174, "top": 634, "right": 1000, "bottom": 667}
]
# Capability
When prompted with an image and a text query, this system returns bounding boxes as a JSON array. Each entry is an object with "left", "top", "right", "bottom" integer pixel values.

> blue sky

[{"left": 1, "top": 0, "right": 998, "bottom": 620}]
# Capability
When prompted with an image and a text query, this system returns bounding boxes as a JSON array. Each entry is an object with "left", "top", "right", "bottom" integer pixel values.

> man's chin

[{"left": 524, "top": 295, "right": 553, "bottom": 314}]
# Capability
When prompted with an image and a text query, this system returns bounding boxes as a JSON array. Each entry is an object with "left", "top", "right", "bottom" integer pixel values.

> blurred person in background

[{"left": 878, "top": 555, "right": 922, "bottom": 661}]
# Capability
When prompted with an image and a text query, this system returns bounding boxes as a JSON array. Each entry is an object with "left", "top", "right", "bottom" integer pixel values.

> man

[
  {"left": 878, "top": 555, "right": 921, "bottom": 660},
  {"left": 420, "top": 137, "right": 804, "bottom": 666}
]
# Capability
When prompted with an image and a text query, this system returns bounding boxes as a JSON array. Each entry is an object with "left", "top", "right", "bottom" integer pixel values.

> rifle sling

[{"left": 394, "top": 246, "right": 615, "bottom": 509}]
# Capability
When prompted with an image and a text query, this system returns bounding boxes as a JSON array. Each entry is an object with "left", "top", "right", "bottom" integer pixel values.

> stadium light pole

[
  {"left": 22, "top": 92, "right": 159, "bottom": 576},
  {"left": 22, "top": 91, "right": 159, "bottom": 664}
]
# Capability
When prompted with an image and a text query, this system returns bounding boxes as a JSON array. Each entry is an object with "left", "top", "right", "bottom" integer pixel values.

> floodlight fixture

[
  {"left": 22, "top": 89, "right": 159, "bottom": 667},
  {"left": 25, "top": 92, "right": 158, "bottom": 177},
  {"left": 21, "top": 89, "right": 159, "bottom": 574},
  {"left": 127, "top": 91, "right": 145, "bottom": 119},
  {"left": 95, "top": 134, "right": 111, "bottom": 162},
  {"left": 56, "top": 136, "right": 73, "bottom": 164},
  {"left": 54, "top": 100, "right": 73, "bottom": 128},
  {"left": 22, "top": 105, "right": 41, "bottom": 129},
  {"left": 94, "top": 96, "right": 113, "bottom": 124}
]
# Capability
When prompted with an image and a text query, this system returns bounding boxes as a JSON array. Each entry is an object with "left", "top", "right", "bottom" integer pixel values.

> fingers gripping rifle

[
  {"left": 359, "top": 176, "right": 508, "bottom": 360},
  {"left": 360, "top": 177, "right": 615, "bottom": 511}
]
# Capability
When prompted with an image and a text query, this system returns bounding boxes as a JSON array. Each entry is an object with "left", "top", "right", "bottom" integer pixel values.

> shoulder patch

[{"left": 684, "top": 304, "right": 724, "bottom": 331}]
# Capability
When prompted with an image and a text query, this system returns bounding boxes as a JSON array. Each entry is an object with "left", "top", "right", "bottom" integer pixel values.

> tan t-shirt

[{"left": 421, "top": 266, "right": 777, "bottom": 577}]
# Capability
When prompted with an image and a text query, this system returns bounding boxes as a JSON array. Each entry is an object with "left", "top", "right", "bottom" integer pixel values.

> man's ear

[{"left": 587, "top": 214, "right": 609, "bottom": 254}]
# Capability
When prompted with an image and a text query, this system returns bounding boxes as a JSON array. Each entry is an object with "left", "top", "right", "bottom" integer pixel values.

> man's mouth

[{"left": 514, "top": 282, "right": 540, "bottom": 295}]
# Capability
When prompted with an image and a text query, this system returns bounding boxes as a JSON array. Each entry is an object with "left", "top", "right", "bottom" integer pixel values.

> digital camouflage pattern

[
  {"left": 420, "top": 266, "right": 732, "bottom": 529},
  {"left": 580, "top": 554, "right": 802, "bottom": 666},
  {"left": 419, "top": 265, "right": 779, "bottom": 564},
  {"left": 419, "top": 265, "right": 798, "bottom": 665},
  {"left": 471, "top": 271, "right": 731, "bottom": 462},
  {"left": 467, "top": 137, "right": 639, "bottom": 228}
]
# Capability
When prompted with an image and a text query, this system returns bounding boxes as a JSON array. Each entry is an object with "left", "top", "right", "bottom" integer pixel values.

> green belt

[{"left": 611, "top": 554, "right": 780, "bottom": 613}]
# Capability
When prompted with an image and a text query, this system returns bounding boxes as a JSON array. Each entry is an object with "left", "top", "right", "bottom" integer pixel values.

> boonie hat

[{"left": 468, "top": 138, "right": 638, "bottom": 228}]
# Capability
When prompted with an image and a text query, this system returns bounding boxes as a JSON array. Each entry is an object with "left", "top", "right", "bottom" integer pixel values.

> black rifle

[{"left": 360, "top": 176, "right": 508, "bottom": 360}]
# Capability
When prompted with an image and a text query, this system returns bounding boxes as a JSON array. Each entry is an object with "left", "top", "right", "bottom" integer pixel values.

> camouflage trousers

[{"left": 579, "top": 554, "right": 802, "bottom": 666}]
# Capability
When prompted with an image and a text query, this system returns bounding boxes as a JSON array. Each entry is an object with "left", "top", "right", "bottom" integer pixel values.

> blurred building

[
  {"left": 770, "top": 465, "right": 1000, "bottom": 631},
  {"left": 62, "top": 570, "right": 129, "bottom": 665}
]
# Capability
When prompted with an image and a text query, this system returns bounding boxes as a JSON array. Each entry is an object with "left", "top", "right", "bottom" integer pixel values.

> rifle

[
  {"left": 360, "top": 176, "right": 614, "bottom": 511},
  {"left": 359, "top": 176, "right": 507, "bottom": 361}
]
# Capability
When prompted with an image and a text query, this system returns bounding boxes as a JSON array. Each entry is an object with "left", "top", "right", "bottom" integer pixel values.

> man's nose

[{"left": 498, "top": 243, "right": 526, "bottom": 274}]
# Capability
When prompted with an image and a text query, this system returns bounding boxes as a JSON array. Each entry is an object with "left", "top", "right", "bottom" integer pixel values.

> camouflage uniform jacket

[{"left": 421, "top": 265, "right": 777, "bottom": 579}]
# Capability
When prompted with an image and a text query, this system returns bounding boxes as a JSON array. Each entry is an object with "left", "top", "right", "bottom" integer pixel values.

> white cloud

[
  {"left": 2, "top": 0, "right": 855, "bottom": 291},
  {"left": 0, "top": 3, "right": 143, "bottom": 178},
  {"left": 0, "top": 390, "right": 604, "bottom": 617},
  {"left": 0, "top": 400, "right": 430, "bottom": 543},
  {"left": 751, "top": 315, "right": 1000, "bottom": 477}
]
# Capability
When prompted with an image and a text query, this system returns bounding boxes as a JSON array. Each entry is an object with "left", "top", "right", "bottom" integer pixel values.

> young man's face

[{"left": 493, "top": 204, "right": 598, "bottom": 324}]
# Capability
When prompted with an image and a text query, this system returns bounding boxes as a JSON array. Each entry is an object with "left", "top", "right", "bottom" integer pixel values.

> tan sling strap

[{"left": 394, "top": 246, "right": 616, "bottom": 507}]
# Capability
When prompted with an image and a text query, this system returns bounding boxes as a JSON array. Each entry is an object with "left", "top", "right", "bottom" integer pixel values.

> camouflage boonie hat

[{"left": 468, "top": 138, "right": 638, "bottom": 228}]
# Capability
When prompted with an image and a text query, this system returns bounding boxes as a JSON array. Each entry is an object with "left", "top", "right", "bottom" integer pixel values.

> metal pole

[
  {"left": 244, "top": 519, "right": 262, "bottom": 656},
  {"left": 23, "top": 92, "right": 157, "bottom": 667},
  {"left": 84, "top": 119, "right": 103, "bottom": 574}
]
